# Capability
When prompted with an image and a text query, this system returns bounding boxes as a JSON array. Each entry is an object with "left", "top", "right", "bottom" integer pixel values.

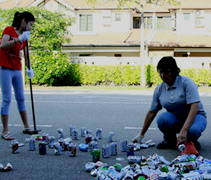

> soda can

[
  {"left": 29, "top": 138, "right": 36, "bottom": 151},
  {"left": 89, "top": 141, "right": 99, "bottom": 153},
  {"left": 39, "top": 142, "right": 46, "bottom": 155},
  {"left": 85, "top": 129, "right": 92, "bottom": 135},
  {"left": 11, "top": 140, "right": 19, "bottom": 154},
  {"left": 189, "top": 154, "right": 197, "bottom": 161},
  {"left": 70, "top": 125, "right": 76, "bottom": 136},
  {"left": 128, "top": 156, "right": 142, "bottom": 164},
  {"left": 81, "top": 127, "right": 86, "bottom": 137},
  {"left": 58, "top": 138, "right": 65, "bottom": 151},
  {"left": 102, "top": 145, "right": 110, "bottom": 158},
  {"left": 120, "top": 139, "right": 127, "bottom": 152},
  {"left": 110, "top": 142, "right": 117, "bottom": 156},
  {"left": 127, "top": 143, "right": 134, "bottom": 156},
  {"left": 92, "top": 149, "right": 100, "bottom": 162},
  {"left": 150, "top": 172, "right": 159, "bottom": 180},
  {"left": 180, "top": 161, "right": 197, "bottom": 173},
  {"left": 96, "top": 128, "right": 103, "bottom": 139},
  {"left": 48, "top": 136, "right": 56, "bottom": 148},
  {"left": 85, "top": 134, "right": 92, "bottom": 144},
  {"left": 69, "top": 143, "right": 77, "bottom": 157},
  {"left": 42, "top": 133, "right": 49, "bottom": 144},
  {"left": 57, "top": 128, "right": 64, "bottom": 139},
  {"left": 72, "top": 129, "right": 78, "bottom": 140},
  {"left": 108, "top": 132, "right": 114, "bottom": 142},
  {"left": 178, "top": 143, "right": 186, "bottom": 152},
  {"left": 54, "top": 142, "right": 62, "bottom": 155}
]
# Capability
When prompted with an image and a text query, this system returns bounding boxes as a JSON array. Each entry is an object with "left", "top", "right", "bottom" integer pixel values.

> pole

[
  {"left": 140, "top": 3, "right": 145, "bottom": 87},
  {"left": 25, "top": 41, "right": 40, "bottom": 134}
]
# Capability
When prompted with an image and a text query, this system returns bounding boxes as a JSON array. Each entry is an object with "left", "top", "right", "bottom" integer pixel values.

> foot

[
  {"left": 156, "top": 141, "right": 177, "bottom": 149},
  {"left": 23, "top": 128, "right": 34, "bottom": 135},
  {"left": 2, "top": 132, "right": 14, "bottom": 140}
]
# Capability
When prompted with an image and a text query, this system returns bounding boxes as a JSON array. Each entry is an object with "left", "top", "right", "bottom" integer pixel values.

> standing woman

[{"left": 0, "top": 11, "right": 35, "bottom": 140}]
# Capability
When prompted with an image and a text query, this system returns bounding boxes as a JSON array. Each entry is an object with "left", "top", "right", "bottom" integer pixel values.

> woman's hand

[{"left": 177, "top": 130, "right": 188, "bottom": 146}]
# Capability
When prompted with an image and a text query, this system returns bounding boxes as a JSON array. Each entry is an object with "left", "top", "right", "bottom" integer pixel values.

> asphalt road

[{"left": 0, "top": 89, "right": 211, "bottom": 180}]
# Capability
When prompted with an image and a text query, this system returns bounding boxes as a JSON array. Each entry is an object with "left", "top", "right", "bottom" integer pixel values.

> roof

[
  {"left": 0, "top": 0, "right": 34, "bottom": 9},
  {"left": 69, "top": 29, "right": 211, "bottom": 48}
]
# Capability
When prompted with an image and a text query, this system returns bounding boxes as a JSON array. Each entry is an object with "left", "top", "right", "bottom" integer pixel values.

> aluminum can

[
  {"left": 39, "top": 142, "right": 46, "bottom": 155},
  {"left": 180, "top": 161, "right": 197, "bottom": 173},
  {"left": 81, "top": 127, "right": 86, "bottom": 137},
  {"left": 189, "top": 154, "right": 197, "bottom": 161},
  {"left": 48, "top": 136, "right": 56, "bottom": 148},
  {"left": 89, "top": 141, "right": 99, "bottom": 153},
  {"left": 11, "top": 140, "right": 19, "bottom": 154},
  {"left": 85, "top": 134, "right": 92, "bottom": 144},
  {"left": 54, "top": 143, "right": 62, "bottom": 155},
  {"left": 167, "top": 171, "right": 181, "bottom": 180},
  {"left": 178, "top": 143, "right": 186, "bottom": 152},
  {"left": 127, "top": 143, "right": 134, "bottom": 156},
  {"left": 108, "top": 132, "right": 114, "bottom": 142},
  {"left": 92, "top": 149, "right": 100, "bottom": 162},
  {"left": 58, "top": 138, "right": 65, "bottom": 151},
  {"left": 57, "top": 128, "right": 64, "bottom": 139},
  {"left": 70, "top": 125, "right": 76, "bottom": 136},
  {"left": 102, "top": 145, "right": 110, "bottom": 158},
  {"left": 72, "top": 129, "right": 78, "bottom": 140},
  {"left": 85, "top": 129, "right": 92, "bottom": 135},
  {"left": 69, "top": 143, "right": 77, "bottom": 157},
  {"left": 120, "top": 139, "right": 128, "bottom": 152},
  {"left": 150, "top": 172, "right": 159, "bottom": 180},
  {"left": 110, "top": 142, "right": 117, "bottom": 156},
  {"left": 42, "top": 133, "right": 49, "bottom": 144},
  {"left": 96, "top": 128, "right": 103, "bottom": 139},
  {"left": 29, "top": 138, "right": 36, "bottom": 151},
  {"left": 128, "top": 156, "right": 142, "bottom": 164}
]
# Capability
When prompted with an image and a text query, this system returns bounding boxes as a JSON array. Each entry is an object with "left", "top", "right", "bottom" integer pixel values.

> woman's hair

[
  {"left": 12, "top": 11, "right": 35, "bottom": 30},
  {"left": 157, "top": 56, "right": 181, "bottom": 77}
]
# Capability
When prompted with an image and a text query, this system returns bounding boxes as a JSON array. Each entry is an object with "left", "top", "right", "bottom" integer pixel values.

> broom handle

[{"left": 26, "top": 41, "right": 37, "bottom": 131}]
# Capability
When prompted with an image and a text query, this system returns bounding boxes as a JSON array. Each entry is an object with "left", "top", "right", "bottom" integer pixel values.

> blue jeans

[
  {"left": 156, "top": 112, "right": 207, "bottom": 144},
  {"left": 0, "top": 67, "right": 26, "bottom": 115}
]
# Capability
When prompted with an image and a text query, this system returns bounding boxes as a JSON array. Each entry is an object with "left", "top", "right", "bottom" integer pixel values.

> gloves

[
  {"left": 19, "top": 31, "right": 30, "bottom": 42},
  {"left": 26, "top": 68, "right": 34, "bottom": 79},
  {"left": 132, "top": 134, "right": 144, "bottom": 143}
]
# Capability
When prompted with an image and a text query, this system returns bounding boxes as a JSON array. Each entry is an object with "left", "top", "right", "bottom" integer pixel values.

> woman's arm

[
  {"left": 177, "top": 102, "right": 199, "bottom": 146},
  {"left": 0, "top": 34, "right": 20, "bottom": 49},
  {"left": 140, "top": 110, "right": 157, "bottom": 136}
]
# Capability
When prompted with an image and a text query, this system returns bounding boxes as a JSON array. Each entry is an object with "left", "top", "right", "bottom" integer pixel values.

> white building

[{"left": 1, "top": 0, "right": 211, "bottom": 68}]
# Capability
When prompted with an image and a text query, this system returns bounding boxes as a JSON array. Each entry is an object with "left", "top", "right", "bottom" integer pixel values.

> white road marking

[
  {"left": 124, "top": 126, "right": 158, "bottom": 130},
  {"left": 0, "top": 124, "right": 53, "bottom": 127}
]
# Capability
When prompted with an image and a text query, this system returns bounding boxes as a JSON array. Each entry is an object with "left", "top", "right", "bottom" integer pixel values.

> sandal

[
  {"left": 23, "top": 128, "right": 34, "bottom": 135},
  {"left": 2, "top": 132, "right": 15, "bottom": 140}
]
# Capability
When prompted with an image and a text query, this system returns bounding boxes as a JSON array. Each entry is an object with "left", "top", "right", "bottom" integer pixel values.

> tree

[
  {"left": 0, "top": 7, "right": 76, "bottom": 85},
  {"left": 86, "top": 0, "right": 180, "bottom": 8}
]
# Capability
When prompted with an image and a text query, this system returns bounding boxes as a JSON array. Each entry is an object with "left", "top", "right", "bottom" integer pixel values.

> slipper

[
  {"left": 2, "top": 132, "right": 14, "bottom": 140},
  {"left": 23, "top": 128, "right": 34, "bottom": 135}
]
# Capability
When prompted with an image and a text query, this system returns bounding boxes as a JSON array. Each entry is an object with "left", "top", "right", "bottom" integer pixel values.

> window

[
  {"left": 79, "top": 14, "right": 93, "bottom": 31},
  {"left": 157, "top": 16, "right": 171, "bottom": 30},
  {"left": 184, "top": 13, "right": 190, "bottom": 21},
  {"left": 114, "top": 54, "right": 122, "bottom": 57},
  {"left": 144, "top": 17, "right": 152, "bottom": 29},
  {"left": 133, "top": 17, "right": 152, "bottom": 29},
  {"left": 115, "top": 14, "right": 121, "bottom": 21}
]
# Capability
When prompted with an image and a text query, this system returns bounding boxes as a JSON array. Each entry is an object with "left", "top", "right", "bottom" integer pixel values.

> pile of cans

[{"left": 85, "top": 153, "right": 211, "bottom": 179}]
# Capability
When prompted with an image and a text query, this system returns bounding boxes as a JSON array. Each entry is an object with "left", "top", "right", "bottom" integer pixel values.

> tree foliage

[
  {"left": 0, "top": 7, "right": 75, "bottom": 85},
  {"left": 86, "top": 0, "right": 180, "bottom": 8},
  {"left": 0, "top": 7, "right": 75, "bottom": 53}
]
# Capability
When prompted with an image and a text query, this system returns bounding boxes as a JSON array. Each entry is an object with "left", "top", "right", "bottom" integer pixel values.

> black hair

[
  {"left": 12, "top": 11, "right": 35, "bottom": 30},
  {"left": 157, "top": 56, "right": 181, "bottom": 77}
]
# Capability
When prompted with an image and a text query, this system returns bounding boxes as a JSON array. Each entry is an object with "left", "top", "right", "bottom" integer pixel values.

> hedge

[{"left": 26, "top": 63, "right": 211, "bottom": 87}]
